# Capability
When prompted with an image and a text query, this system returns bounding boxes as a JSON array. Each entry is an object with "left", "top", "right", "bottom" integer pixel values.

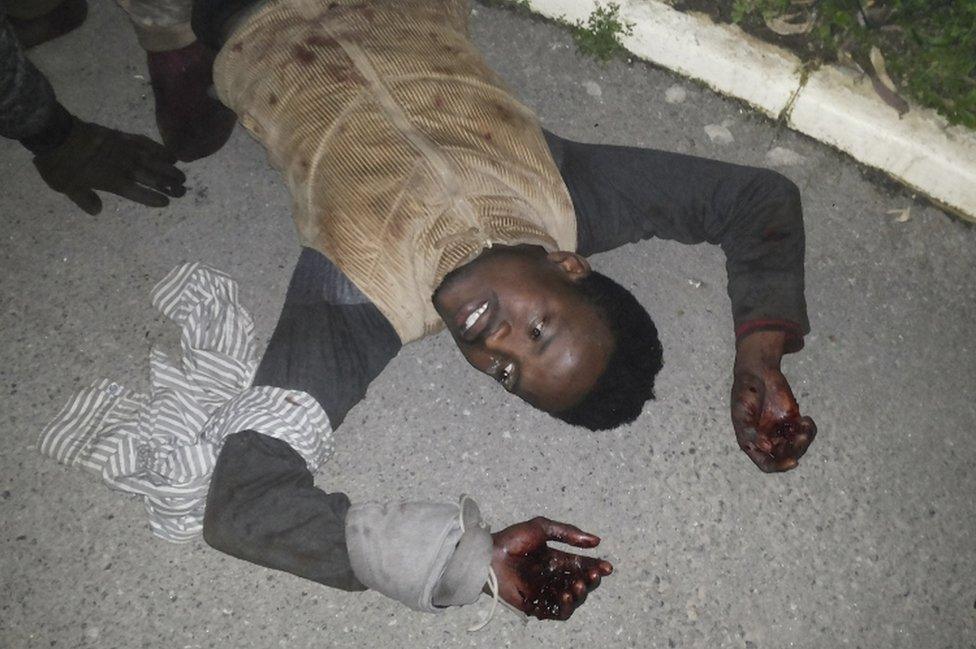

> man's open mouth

[{"left": 456, "top": 294, "right": 496, "bottom": 342}]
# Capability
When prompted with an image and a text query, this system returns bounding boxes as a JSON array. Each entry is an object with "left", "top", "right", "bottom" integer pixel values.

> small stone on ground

[
  {"left": 665, "top": 84, "right": 687, "bottom": 104},
  {"left": 704, "top": 123, "right": 734, "bottom": 144},
  {"left": 766, "top": 146, "right": 807, "bottom": 166},
  {"left": 583, "top": 80, "right": 603, "bottom": 98}
]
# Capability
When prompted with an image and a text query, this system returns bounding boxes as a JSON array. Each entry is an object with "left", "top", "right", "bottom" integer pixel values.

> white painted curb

[{"left": 521, "top": 0, "right": 976, "bottom": 222}]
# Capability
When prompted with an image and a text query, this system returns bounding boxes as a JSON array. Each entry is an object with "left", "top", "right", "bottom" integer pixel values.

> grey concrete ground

[{"left": 2, "top": 3, "right": 975, "bottom": 649}]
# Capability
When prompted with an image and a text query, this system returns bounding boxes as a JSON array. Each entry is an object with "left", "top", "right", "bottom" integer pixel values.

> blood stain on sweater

[{"left": 293, "top": 44, "right": 316, "bottom": 66}]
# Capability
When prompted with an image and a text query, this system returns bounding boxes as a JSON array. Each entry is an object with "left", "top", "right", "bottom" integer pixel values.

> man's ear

[{"left": 546, "top": 250, "right": 591, "bottom": 281}]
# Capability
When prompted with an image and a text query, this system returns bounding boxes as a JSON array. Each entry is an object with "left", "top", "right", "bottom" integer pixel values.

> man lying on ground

[
  {"left": 201, "top": 0, "right": 818, "bottom": 619},
  {"left": 41, "top": 0, "right": 817, "bottom": 625}
]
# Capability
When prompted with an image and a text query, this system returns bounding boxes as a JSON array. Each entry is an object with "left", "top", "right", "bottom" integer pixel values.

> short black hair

[{"left": 551, "top": 271, "right": 663, "bottom": 430}]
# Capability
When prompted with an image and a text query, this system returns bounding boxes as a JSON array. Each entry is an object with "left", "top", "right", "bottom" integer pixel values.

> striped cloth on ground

[{"left": 38, "top": 262, "right": 334, "bottom": 543}]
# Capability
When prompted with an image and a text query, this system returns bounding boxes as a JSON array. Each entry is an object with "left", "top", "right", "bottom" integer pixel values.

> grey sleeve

[
  {"left": 203, "top": 430, "right": 366, "bottom": 591},
  {"left": 250, "top": 248, "right": 402, "bottom": 429},
  {"left": 345, "top": 497, "right": 492, "bottom": 612},
  {"left": 0, "top": 13, "right": 61, "bottom": 141},
  {"left": 203, "top": 249, "right": 402, "bottom": 591},
  {"left": 204, "top": 252, "right": 489, "bottom": 606},
  {"left": 545, "top": 129, "right": 809, "bottom": 349}
]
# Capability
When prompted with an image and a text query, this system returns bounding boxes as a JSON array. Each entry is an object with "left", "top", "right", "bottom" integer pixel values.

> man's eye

[
  {"left": 530, "top": 320, "right": 545, "bottom": 340},
  {"left": 497, "top": 362, "right": 516, "bottom": 390}
]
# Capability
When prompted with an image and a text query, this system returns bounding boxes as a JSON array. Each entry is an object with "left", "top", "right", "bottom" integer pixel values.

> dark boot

[
  {"left": 147, "top": 41, "right": 237, "bottom": 162},
  {"left": 8, "top": 0, "right": 88, "bottom": 49}
]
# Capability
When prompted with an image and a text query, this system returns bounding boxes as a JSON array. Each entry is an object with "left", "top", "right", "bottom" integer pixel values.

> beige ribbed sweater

[{"left": 213, "top": 0, "right": 577, "bottom": 342}]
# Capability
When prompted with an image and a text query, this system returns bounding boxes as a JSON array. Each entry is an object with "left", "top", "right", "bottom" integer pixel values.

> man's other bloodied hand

[
  {"left": 33, "top": 118, "right": 186, "bottom": 215},
  {"left": 732, "top": 330, "right": 817, "bottom": 473},
  {"left": 490, "top": 517, "right": 613, "bottom": 621}
]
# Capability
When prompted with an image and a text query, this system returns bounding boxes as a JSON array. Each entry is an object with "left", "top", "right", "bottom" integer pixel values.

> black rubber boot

[{"left": 147, "top": 40, "right": 238, "bottom": 162}]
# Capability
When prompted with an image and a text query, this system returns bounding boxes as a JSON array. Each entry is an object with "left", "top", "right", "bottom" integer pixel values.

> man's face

[{"left": 432, "top": 246, "right": 613, "bottom": 413}]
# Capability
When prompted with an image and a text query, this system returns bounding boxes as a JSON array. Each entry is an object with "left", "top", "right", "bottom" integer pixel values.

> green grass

[{"left": 731, "top": 0, "right": 976, "bottom": 129}]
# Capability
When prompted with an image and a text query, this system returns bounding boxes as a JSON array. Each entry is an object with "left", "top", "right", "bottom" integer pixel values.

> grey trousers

[
  {"left": 117, "top": 0, "right": 195, "bottom": 51},
  {"left": 3, "top": 0, "right": 194, "bottom": 51}
]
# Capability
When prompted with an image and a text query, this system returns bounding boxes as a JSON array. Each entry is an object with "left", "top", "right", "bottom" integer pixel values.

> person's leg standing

[{"left": 117, "top": 0, "right": 236, "bottom": 161}]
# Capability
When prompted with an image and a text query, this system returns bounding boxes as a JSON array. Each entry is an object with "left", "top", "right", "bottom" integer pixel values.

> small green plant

[{"left": 569, "top": 3, "right": 635, "bottom": 62}]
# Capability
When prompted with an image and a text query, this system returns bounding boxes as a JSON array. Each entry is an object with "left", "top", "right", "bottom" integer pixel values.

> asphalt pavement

[{"left": 1, "top": 2, "right": 974, "bottom": 648}]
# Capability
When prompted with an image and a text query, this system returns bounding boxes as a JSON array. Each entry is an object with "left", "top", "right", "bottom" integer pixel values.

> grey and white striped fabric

[{"left": 39, "top": 263, "right": 335, "bottom": 542}]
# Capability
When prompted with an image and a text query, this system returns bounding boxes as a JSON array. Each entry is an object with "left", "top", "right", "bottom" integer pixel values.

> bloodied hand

[
  {"left": 731, "top": 330, "right": 817, "bottom": 472},
  {"left": 490, "top": 517, "right": 613, "bottom": 621}
]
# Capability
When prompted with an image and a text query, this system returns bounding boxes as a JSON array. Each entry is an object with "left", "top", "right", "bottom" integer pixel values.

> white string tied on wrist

[
  {"left": 468, "top": 567, "right": 500, "bottom": 632},
  {"left": 456, "top": 495, "right": 499, "bottom": 632}
]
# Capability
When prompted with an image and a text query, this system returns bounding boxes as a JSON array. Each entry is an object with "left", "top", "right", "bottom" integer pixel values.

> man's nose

[{"left": 484, "top": 320, "right": 520, "bottom": 356}]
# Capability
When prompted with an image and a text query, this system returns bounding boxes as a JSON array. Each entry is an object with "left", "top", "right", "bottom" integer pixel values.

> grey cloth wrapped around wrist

[{"left": 345, "top": 495, "right": 492, "bottom": 612}]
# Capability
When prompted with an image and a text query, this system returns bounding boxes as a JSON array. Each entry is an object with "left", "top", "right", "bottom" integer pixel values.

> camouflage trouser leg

[
  {"left": 117, "top": 0, "right": 196, "bottom": 51},
  {"left": 1, "top": 0, "right": 65, "bottom": 19}
]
